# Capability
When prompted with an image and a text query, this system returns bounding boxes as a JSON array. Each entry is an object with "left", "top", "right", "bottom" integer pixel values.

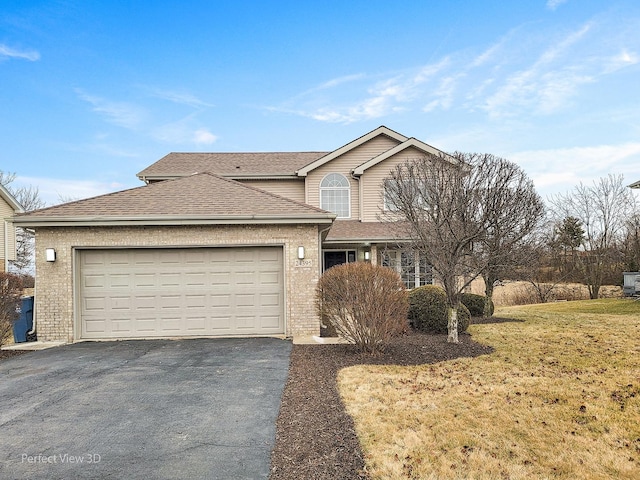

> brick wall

[{"left": 34, "top": 224, "right": 321, "bottom": 342}]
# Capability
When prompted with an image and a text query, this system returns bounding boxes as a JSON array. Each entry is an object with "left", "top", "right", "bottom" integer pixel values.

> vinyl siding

[
  {"left": 239, "top": 179, "right": 305, "bottom": 204},
  {"left": 305, "top": 135, "right": 400, "bottom": 220},
  {"left": 361, "top": 146, "right": 428, "bottom": 222},
  {"left": 0, "top": 199, "right": 17, "bottom": 267}
]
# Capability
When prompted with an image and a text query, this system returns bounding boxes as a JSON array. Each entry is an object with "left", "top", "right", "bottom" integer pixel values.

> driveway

[{"left": 0, "top": 338, "right": 292, "bottom": 480}]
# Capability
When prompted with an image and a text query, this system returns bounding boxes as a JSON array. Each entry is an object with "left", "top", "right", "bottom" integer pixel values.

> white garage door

[{"left": 78, "top": 247, "right": 284, "bottom": 339}]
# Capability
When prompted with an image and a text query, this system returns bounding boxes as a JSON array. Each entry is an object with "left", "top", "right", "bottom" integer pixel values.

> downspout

[
  {"left": 27, "top": 281, "right": 36, "bottom": 338},
  {"left": 350, "top": 172, "right": 362, "bottom": 221},
  {"left": 4, "top": 221, "right": 8, "bottom": 272},
  {"left": 318, "top": 224, "right": 332, "bottom": 273}
]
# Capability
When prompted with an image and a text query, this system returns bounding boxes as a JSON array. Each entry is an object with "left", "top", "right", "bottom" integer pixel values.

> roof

[
  {"left": 0, "top": 183, "right": 24, "bottom": 213},
  {"left": 14, "top": 173, "right": 335, "bottom": 227},
  {"left": 325, "top": 220, "right": 412, "bottom": 243},
  {"left": 137, "top": 151, "right": 328, "bottom": 181},
  {"left": 630, "top": 180, "right": 640, "bottom": 189}
]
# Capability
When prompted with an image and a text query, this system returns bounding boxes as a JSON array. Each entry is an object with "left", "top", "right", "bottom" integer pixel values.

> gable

[
  {"left": 296, "top": 126, "right": 407, "bottom": 176},
  {"left": 353, "top": 137, "right": 455, "bottom": 175},
  {"left": 0, "top": 184, "right": 24, "bottom": 213}
]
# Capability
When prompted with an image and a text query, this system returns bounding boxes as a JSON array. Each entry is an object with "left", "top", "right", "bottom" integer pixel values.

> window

[
  {"left": 320, "top": 173, "right": 350, "bottom": 218},
  {"left": 383, "top": 179, "right": 400, "bottom": 211},
  {"left": 381, "top": 249, "right": 433, "bottom": 288}
]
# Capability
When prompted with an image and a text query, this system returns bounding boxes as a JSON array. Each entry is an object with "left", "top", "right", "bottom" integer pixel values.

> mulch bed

[
  {"left": 269, "top": 328, "right": 495, "bottom": 480},
  {"left": 0, "top": 349, "right": 28, "bottom": 361}
]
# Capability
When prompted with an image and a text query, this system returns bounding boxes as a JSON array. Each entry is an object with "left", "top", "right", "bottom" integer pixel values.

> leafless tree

[
  {"left": 0, "top": 272, "right": 24, "bottom": 346},
  {"left": 0, "top": 171, "right": 46, "bottom": 273},
  {"left": 473, "top": 157, "right": 545, "bottom": 315},
  {"left": 385, "top": 152, "right": 543, "bottom": 342},
  {"left": 550, "top": 174, "right": 637, "bottom": 299}
]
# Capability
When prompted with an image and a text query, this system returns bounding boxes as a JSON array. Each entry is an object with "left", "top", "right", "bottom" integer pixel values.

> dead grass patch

[
  {"left": 490, "top": 281, "right": 622, "bottom": 306},
  {"left": 338, "top": 299, "right": 640, "bottom": 479}
]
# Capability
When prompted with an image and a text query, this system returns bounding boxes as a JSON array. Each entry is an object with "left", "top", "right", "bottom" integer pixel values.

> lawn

[{"left": 337, "top": 299, "right": 640, "bottom": 479}]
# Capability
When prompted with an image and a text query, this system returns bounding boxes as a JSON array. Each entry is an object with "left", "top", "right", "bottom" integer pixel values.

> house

[
  {"left": 0, "top": 183, "right": 24, "bottom": 272},
  {"left": 630, "top": 180, "right": 640, "bottom": 189},
  {"left": 14, "top": 126, "right": 450, "bottom": 343}
]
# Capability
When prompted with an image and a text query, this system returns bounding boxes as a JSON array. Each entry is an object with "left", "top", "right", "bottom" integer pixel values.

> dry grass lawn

[{"left": 338, "top": 299, "right": 640, "bottom": 479}]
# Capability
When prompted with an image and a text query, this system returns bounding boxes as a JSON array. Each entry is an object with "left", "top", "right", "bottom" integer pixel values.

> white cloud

[
  {"left": 76, "top": 89, "right": 146, "bottom": 129},
  {"left": 546, "top": 0, "right": 568, "bottom": 11},
  {"left": 603, "top": 50, "right": 639, "bottom": 73},
  {"left": 482, "top": 22, "right": 596, "bottom": 117},
  {"left": 193, "top": 128, "right": 218, "bottom": 145},
  {"left": 0, "top": 44, "right": 40, "bottom": 61},
  {"left": 316, "top": 74, "right": 366, "bottom": 90},
  {"left": 270, "top": 12, "right": 640, "bottom": 129},
  {"left": 148, "top": 88, "right": 215, "bottom": 108},
  {"left": 509, "top": 142, "right": 640, "bottom": 196}
]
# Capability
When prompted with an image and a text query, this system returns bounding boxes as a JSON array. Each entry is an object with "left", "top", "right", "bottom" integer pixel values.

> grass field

[{"left": 338, "top": 299, "right": 640, "bottom": 479}]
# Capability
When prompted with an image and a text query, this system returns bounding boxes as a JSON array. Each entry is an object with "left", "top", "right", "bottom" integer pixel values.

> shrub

[
  {"left": 316, "top": 262, "right": 408, "bottom": 354},
  {"left": 408, "top": 285, "right": 470, "bottom": 334},
  {"left": 0, "top": 273, "right": 24, "bottom": 347},
  {"left": 461, "top": 293, "right": 494, "bottom": 317}
]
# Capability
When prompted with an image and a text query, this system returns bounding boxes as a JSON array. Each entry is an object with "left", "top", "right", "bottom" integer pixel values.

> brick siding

[{"left": 34, "top": 224, "right": 320, "bottom": 342}]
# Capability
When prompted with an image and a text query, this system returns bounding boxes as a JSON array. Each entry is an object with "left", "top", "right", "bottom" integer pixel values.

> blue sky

[{"left": 1, "top": 0, "right": 639, "bottom": 205}]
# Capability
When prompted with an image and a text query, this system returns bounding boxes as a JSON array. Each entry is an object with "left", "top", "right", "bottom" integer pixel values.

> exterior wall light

[
  {"left": 297, "top": 246, "right": 305, "bottom": 260},
  {"left": 45, "top": 248, "right": 56, "bottom": 262},
  {"left": 364, "top": 250, "right": 371, "bottom": 261}
]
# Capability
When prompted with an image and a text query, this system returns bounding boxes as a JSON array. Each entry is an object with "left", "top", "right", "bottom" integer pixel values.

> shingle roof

[
  {"left": 325, "top": 220, "right": 412, "bottom": 242},
  {"left": 137, "top": 152, "right": 329, "bottom": 179},
  {"left": 15, "top": 173, "right": 334, "bottom": 225}
]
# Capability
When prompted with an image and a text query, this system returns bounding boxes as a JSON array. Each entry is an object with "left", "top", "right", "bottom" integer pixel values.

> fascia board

[
  {"left": 0, "top": 184, "right": 24, "bottom": 213},
  {"left": 323, "top": 236, "right": 413, "bottom": 244},
  {"left": 139, "top": 174, "right": 299, "bottom": 182},
  {"left": 296, "top": 126, "right": 407, "bottom": 177}
]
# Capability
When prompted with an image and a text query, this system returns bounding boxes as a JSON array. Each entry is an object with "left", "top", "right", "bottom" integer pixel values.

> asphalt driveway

[{"left": 0, "top": 338, "right": 292, "bottom": 480}]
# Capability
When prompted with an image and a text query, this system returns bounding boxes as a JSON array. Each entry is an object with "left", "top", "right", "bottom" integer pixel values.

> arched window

[{"left": 320, "top": 173, "right": 350, "bottom": 218}]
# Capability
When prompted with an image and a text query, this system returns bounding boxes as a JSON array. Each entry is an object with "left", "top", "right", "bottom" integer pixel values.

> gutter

[{"left": 12, "top": 214, "right": 336, "bottom": 228}]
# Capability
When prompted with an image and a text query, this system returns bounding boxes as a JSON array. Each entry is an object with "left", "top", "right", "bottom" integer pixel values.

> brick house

[{"left": 14, "top": 126, "right": 450, "bottom": 342}]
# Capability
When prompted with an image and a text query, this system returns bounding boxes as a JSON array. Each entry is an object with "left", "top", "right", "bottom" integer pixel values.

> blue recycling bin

[{"left": 12, "top": 296, "right": 34, "bottom": 343}]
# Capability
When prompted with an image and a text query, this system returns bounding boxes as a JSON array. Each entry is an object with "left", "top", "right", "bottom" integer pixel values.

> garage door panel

[
  {"left": 261, "top": 315, "right": 282, "bottom": 329},
  {"left": 79, "top": 247, "right": 284, "bottom": 339}
]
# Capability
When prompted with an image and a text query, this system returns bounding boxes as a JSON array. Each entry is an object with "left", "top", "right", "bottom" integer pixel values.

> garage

[{"left": 78, "top": 246, "right": 284, "bottom": 339}]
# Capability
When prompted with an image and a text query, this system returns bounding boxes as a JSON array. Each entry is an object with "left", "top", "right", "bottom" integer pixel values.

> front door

[{"left": 323, "top": 250, "right": 356, "bottom": 271}]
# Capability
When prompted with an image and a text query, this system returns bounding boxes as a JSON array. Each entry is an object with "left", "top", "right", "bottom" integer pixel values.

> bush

[
  {"left": 461, "top": 293, "right": 494, "bottom": 317},
  {"left": 316, "top": 262, "right": 408, "bottom": 354},
  {"left": 0, "top": 273, "right": 24, "bottom": 347},
  {"left": 408, "top": 285, "right": 470, "bottom": 334}
]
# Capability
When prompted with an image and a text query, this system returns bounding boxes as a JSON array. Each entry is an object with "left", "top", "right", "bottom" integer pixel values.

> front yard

[{"left": 337, "top": 299, "right": 640, "bottom": 479}]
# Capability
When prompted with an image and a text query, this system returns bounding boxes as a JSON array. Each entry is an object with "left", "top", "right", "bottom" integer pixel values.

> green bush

[
  {"left": 408, "top": 285, "right": 470, "bottom": 334},
  {"left": 461, "top": 293, "right": 494, "bottom": 317}
]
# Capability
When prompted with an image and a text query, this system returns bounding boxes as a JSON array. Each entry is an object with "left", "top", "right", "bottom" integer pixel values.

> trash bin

[{"left": 12, "top": 296, "right": 34, "bottom": 343}]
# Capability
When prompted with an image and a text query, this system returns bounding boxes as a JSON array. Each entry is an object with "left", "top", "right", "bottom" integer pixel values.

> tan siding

[
  {"left": 361, "top": 146, "right": 428, "bottom": 222},
  {"left": 238, "top": 179, "right": 305, "bottom": 203},
  {"left": 0, "top": 199, "right": 16, "bottom": 264},
  {"left": 305, "top": 135, "right": 400, "bottom": 220}
]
